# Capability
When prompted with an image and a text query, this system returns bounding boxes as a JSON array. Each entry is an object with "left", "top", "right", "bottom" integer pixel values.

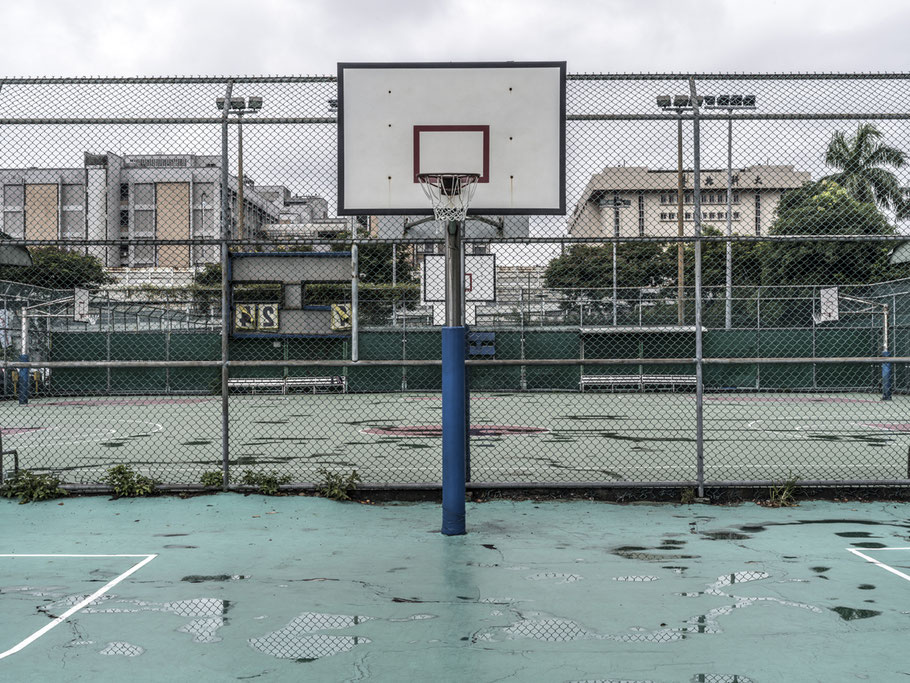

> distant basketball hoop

[{"left": 416, "top": 173, "right": 479, "bottom": 222}]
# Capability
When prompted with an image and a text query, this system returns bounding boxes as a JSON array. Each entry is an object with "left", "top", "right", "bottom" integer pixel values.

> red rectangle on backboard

[{"left": 413, "top": 125, "right": 490, "bottom": 183}]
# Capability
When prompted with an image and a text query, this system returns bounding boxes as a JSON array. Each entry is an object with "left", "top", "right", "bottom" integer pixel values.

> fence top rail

[
  {"left": 2, "top": 72, "right": 910, "bottom": 86},
  {"left": 0, "top": 235, "right": 903, "bottom": 248},
  {"left": 5, "top": 357, "right": 908, "bottom": 369}
]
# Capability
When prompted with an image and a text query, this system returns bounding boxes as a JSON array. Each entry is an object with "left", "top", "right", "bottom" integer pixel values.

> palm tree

[{"left": 824, "top": 123, "right": 906, "bottom": 211}]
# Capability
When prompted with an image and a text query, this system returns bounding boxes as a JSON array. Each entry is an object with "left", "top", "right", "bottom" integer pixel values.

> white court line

[
  {"left": 847, "top": 547, "right": 910, "bottom": 583},
  {"left": 0, "top": 553, "right": 157, "bottom": 660}
]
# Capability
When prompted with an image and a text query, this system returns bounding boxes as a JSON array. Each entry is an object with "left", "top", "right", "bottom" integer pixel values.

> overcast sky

[{"left": 4, "top": 0, "right": 910, "bottom": 77}]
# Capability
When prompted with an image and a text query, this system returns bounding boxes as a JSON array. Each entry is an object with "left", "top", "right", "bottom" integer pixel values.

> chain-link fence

[{"left": 2, "top": 73, "right": 910, "bottom": 491}]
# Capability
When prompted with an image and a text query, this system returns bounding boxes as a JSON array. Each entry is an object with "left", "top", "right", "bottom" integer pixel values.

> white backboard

[
  {"left": 74, "top": 287, "right": 92, "bottom": 323},
  {"left": 338, "top": 62, "right": 566, "bottom": 216},
  {"left": 814, "top": 286, "right": 840, "bottom": 324},
  {"left": 422, "top": 254, "right": 496, "bottom": 303}
]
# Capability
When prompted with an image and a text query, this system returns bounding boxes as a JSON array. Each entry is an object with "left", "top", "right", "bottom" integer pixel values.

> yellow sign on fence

[{"left": 331, "top": 304, "right": 352, "bottom": 331}]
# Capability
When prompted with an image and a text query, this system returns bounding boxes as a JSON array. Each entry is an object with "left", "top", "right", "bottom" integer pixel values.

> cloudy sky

[{"left": 4, "top": 0, "right": 910, "bottom": 77}]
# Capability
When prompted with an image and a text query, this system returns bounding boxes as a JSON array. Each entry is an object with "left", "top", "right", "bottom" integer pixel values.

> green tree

[
  {"left": 684, "top": 225, "right": 764, "bottom": 289},
  {"left": 356, "top": 243, "right": 417, "bottom": 284},
  {"left": 762, "top": 180, "right": 896, "bottom": 288},
  {"left": 543, "top": 242, "right": 677, "bottom": 322},
  {"left": 0, "top": 248, "right": 112, "bottom": 289},
  {"left": 824, "top": 123, "right": 906, "bottom": 211},
  {"left": 544, "top": 242, "right": 675, "bottom": 295}
]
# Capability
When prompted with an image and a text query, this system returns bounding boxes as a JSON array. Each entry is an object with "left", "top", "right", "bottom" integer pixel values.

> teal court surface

[
  {"left": 2, "top": 391, "right": 910, "bottom": 485},
  {"left": 1, "top": 496, "right": 909, "bottom": 681}
]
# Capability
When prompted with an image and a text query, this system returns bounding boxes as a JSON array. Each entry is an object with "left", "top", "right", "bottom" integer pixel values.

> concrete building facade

[
  {"left": 568, "top": 164, "right": 812, "bottom": 239},
  {"left": 0, "top": 152, "right": 335, "bottom": 272}
]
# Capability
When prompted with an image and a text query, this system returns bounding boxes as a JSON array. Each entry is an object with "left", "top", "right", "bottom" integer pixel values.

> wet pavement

[{"left": 1, "top": 495, "right": 908, "bottom": 681}]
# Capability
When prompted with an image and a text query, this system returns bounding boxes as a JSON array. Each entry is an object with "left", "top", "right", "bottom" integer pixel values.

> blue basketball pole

[
  {"left": 17, "top": 354, "right": 29, "bottom": 405},
  {"left": 18, "top": 308, "right": 29, "bottom": 405},
  {"left": 882, "top": 350, "right": 892, "bottom": 401},
  {"left": 441, "top": 218, "right": 467, "bottom": 535},
  {"left": 882, "top": 303, "right": 892, "bottom": 401}
]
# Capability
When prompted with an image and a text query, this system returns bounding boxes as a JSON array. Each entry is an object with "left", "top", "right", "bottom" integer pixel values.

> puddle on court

[
  {"left": 525, "top": 572, "right": 583, "bottom": 583},
  {"left": 611, "top": 545, "right": 701, "bottom": 561},
  {"left": 830, "top": 606, "right": 882, "bottom": 621},
  {"left": 248, "top": 611, "right": 435, "bottom": 662},
  {"left": 99, "top": 641, "right": 145, "bottom": 657},
  {"left": 566, "top": 677, "right": 754, "bottom": 683},
  {"left": 35, "top": 595, "right": 234, "bottom": 650},
  {"left": 181, "top": 574, "right": 248, "bottom": 583},
  {"left": 614, "top": 575, "right": 660, "bottom": 582},
  {"left": 476, "top": 569, "right": 821, "bottom": 647},
  {"left": 700, "top": 531, "right": 751, "bottom": 541}
]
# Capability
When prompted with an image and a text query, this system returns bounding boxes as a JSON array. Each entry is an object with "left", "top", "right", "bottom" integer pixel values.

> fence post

[
  {"left": 220, "top": 80, "right": 234, "bottom": 492},
  {"left": 689, "top": 77, "right": 705, "bottom": 498}
]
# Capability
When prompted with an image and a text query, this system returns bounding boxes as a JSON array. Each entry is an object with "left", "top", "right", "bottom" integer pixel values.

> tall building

[
  {"left": 568, "top": 165, "right": 811, "bottom": 238},
  {"left": 0, "top": 152, "right": 334, "bottom": 271}
]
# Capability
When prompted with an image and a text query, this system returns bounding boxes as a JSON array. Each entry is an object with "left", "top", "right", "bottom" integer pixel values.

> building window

[
  {"left": 685, "top": 212, "right": 692, "bottom": 220},
  {"left": 732, "top": 193, "right": 740, "bottom": 204},
  {"left": 754, "top": 192, "right": 761, "bottom": 235},
  {"left": 119, "top": 183, "right": 129, "bottom": 201},
  {"left": 668, "top": 212, "right": 675, "bottom": 220},
  {"left": 733, "top": 211, "right": 740, "bottom": 219},
  {"left": 684, "top": 192, "right": 693, "bottom": 204},
  {"left": 120, "top": 209, "right": 129, "bottom": 228},
  {"left": 709, "top": 212, "right": 716, "bottom": 220},
  {"left": 638, "top": 193, "right": 645, "bottom": 237},
  {"left": 660, "top": 212, "right": 667, "bottom": 220}
]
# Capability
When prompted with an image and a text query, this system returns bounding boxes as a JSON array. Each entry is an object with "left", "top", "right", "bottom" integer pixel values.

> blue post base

[
  {"left": 441, "top": 326, "right": 466, "bottom": 536},
  {"left": 882, "top": 350, "right": 892, "bottom": 401},
  {"left": 17, "top": 354, "right": 28, "bottom": 405}
]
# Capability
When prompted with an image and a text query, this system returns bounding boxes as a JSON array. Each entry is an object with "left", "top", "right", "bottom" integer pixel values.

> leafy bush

[
  {"left": 0, "top": 470, "right": 67, "bottom": 504},
  {"left": 315, "top": 468, "right": 361, "bottom": 501},
  {"left": 200, "top": 471, "right": 225, "bottom": 488},
  {"left": 238, "top": 469, "right": 292, "bottom": 495},
  {"left": 101, "top": 465, "right": 158, "bottom": 498}
]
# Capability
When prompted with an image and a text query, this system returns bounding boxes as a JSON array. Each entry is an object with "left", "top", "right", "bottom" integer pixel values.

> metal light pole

[
  {"left": 657, "top": 95, "right": 698, "bottom": 325},
  {"left": 599, "top": 195, "right": 631, "bottom": 326},
  {"left": 216, "top": 96, "right": 263, "bottom": 240},
  {"left": 704, "top": 95, "right": 756, "bottom": 330}
]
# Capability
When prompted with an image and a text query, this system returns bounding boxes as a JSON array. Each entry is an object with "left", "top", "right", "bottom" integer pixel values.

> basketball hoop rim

[{"left": 416, "top": 172, "right": 481, "bottom": 192}]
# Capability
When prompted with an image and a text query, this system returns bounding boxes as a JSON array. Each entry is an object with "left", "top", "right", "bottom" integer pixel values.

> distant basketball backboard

[
  {"left": 422, "top": 254, "right": 496, "bottom": 303},
  {"left": 337, "top": 62, "right": 566, "bottom": 216}
]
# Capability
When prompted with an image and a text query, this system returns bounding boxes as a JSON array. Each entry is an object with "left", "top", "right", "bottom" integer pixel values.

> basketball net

[{"left": 417, "top": 173, "right": 479, "bottom": 222}]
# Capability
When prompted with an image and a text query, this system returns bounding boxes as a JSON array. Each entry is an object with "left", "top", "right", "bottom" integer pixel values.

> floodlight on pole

[
  {"left": 704, "top": 94, "right": 757, "bottom": 330},
  {"left": 657, "top": 95, "right": 694, "bottom": 325},
  {"left": 215, "top": 96, "right": 264, "bottom": 240}
]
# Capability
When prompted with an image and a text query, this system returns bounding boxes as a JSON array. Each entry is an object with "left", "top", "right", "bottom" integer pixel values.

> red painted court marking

[
  {"left": 363, "top": 425, "right": 548, "bottom": 437},
  {"left": 404, "top": 396, "right": 504, "bottom": 401},
  {"left": 26, "top": 398, "right": 216, "bottom": 408},
  {"left": 862, "top": 423, "right": 910, "bottom": 432},
  {"left": 0, "top": 427, "right": 46, "bottom": 435},
  {"left": 704, "top": 396, "right": 877, "bottom": 404}
]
